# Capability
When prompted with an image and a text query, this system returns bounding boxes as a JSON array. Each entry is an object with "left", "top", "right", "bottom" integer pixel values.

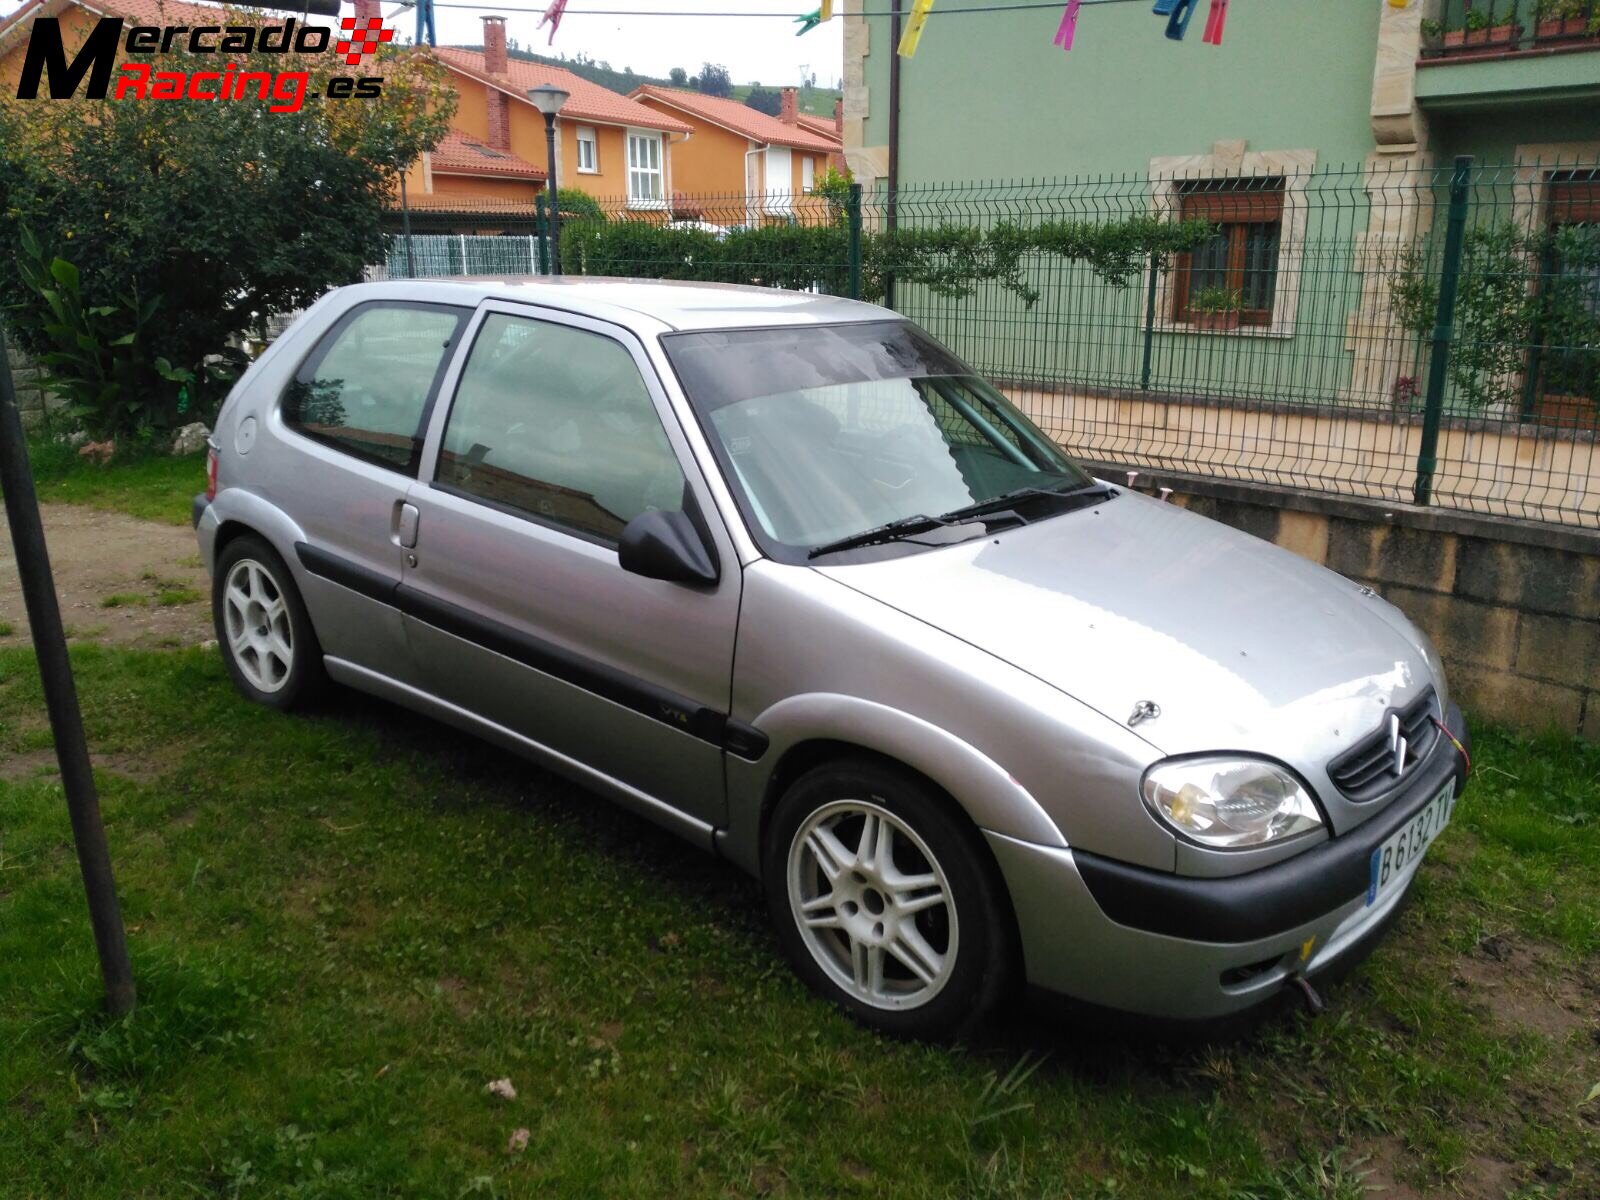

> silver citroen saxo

[{"left": 195, "top": 278, "right": 1469, "bottom": 1039}]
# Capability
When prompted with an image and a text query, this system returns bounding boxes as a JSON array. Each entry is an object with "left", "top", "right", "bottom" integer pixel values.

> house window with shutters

[{"left": 1172, "top": 177, "right": 1286, "bottom": 328}]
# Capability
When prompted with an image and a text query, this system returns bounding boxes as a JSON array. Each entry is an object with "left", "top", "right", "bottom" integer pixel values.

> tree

[
  {"left": 744, "top": 86, "right": 781, "bottom": 117},
  {"left": 697, "top": 62, "right": 732, "bottom": 97},
  {"left": 0, "top": 36, "right": 454, "bottom": 436},
  {"left": 668, "top": 66, "right": 688, "bottom": 86}
]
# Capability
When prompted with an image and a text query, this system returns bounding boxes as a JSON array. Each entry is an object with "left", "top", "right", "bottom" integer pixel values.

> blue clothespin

[
  {"left": 1164, "top": 0, "right": 1200, "bottom": 40},
  {"left": 415, "top": 0, "right": 437, "bottom": 46},
  {"left": 794, "top": 7, "right": 823, "bottom": 35},
  {"left": 1152, "top": 0, "right": 1179, "bottom": 14}
]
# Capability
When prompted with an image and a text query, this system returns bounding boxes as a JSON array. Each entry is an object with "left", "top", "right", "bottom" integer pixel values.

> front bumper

[{"left": 987, "top": 704, "right": 1470, "bottom": 1022}]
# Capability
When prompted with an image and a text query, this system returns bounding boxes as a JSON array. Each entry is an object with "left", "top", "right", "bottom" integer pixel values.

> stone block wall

[
  {"left": 3, "top": 336, "right": 60, "bottom": 427},
  {"left": 1114, "top": 471, "right": 1599, "bottom": 741}
]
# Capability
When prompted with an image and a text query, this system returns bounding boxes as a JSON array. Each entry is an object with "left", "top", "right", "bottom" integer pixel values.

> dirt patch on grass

[
  {"left": 0, "top": 748, "right": 58, "bottom": 781},
  {"left": 0, "top": 502, "right": 210, "bottom": 649},
  {"left": 1452, "top": 933, "right": 1596, "bottom": 1044}
]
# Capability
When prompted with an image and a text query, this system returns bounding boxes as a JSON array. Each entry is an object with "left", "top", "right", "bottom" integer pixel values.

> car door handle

[{"left": 396, "top": 502, "right": 420, "bottom": 549}]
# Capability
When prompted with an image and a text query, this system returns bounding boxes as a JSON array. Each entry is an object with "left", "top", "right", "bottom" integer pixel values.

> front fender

[{"left": 716, "top": 691, "right": 1067, "bottom": 878}]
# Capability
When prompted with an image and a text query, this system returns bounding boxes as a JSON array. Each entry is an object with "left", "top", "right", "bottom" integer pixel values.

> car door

[
  {"left": 276, "top": 299, "right": 471, "bottom": 686},
  {"left": 397, "top": 303, "right": 742, "bottom": 832}
]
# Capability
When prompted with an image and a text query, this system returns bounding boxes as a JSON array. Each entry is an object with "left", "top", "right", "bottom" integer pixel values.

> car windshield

[{"left": 662, "top": 321, "right": 1096, "bottom": 560}]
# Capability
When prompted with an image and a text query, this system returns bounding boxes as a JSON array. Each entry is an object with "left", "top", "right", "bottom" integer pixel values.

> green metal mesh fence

[{"left": 384, "top": 158, "right": 1598, "bottom": 528}]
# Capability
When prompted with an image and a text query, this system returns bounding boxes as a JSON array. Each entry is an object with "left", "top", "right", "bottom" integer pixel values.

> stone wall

[
  {"left": 3, "top": 335, "right": 60, "bottom": 427},
  {"left": 1104, "top": 469, "right": 1599, "bottom": 741}
]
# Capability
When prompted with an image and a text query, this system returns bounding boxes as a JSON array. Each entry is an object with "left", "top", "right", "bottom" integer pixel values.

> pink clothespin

[
  {"left": 1053, "top": 0, "right": 1082, "bottom": 51},
  {"left": 537, "top": 0, "right": 569, "bottom": 45},
  {"left": 1201, "top": 0, "right": 1228, "bottom": 45}
]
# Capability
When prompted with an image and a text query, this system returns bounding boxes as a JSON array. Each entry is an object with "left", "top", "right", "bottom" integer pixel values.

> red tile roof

[
  {"left": 629, "top": 86, "right": 841, "bottom": 154},
  {"left": 794, "top": 112, "right": 841, "bottom": 142},
  {"left": 430, "top": 48, "right": 691, "bottom": 135},
  {"left": 430, "top": 128, "right": 544, "bottom": 180}
]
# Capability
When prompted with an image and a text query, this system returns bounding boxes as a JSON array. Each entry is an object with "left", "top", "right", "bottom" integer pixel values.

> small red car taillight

[{"left": 205, "top": 446, "right": 219, "bottom": 501}]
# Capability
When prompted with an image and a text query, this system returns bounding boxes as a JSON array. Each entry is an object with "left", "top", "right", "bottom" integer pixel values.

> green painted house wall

[{"left": 857, "top": 2, "right": 1385, "bottom": 181}]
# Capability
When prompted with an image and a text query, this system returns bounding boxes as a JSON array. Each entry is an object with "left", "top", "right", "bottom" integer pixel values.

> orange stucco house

[
  {"left": 405, "top": 16, "right": 691, "bottom": 223},
  {"left": 629, "top": 83, "right": 842, "bottom": 222},
  {"left": 0, "top": 0, "right": 252, "bottom": 91}
]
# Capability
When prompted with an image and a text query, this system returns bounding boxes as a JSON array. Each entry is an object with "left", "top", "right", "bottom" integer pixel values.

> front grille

[{"left": 1327, "top": 688, "right": 1439, "bottom": 802}]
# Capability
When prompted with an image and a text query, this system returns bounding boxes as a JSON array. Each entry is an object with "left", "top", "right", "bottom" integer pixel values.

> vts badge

[{"left": 14, "top": 15, "right": 389, "bottom": 113}]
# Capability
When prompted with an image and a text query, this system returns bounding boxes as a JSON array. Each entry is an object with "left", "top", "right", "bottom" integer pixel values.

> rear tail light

[{"left": 205, "top": 444, "right": 219, "bottom": 501}]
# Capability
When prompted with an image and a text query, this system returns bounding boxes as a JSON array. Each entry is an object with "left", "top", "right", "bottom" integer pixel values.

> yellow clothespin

[
  {"left": 1387, "top": 0, "right": 1410, "bottom": 8},
  {"left": 898, "top": 0, "right": 935, "bottom": 57},
  {"left": 820, "top": 0, "right": 833, "bottom": 20}
]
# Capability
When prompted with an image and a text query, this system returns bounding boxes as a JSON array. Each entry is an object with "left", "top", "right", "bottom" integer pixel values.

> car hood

[{"left": 814, "top": 491, "right": 1434, "bottom": 768}]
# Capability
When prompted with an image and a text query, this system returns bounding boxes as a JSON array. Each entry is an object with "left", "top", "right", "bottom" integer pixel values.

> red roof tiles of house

[
  {"left": 629, "top": 85, "right": 841, "bottom": 154},
  {"left": 430, "top": 128, "right": 544, "bottom": 180},
  {"left": 430, "top": 47, "right": 691, "bottom": 135}
]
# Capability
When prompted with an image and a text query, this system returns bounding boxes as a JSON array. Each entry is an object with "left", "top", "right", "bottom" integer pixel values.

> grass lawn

[
  {"left": 1, "top": 646, "right": 1597, "bottom": 1199},
  {"left": 6, "top": 439, "right": 203, "bottom": 527}
]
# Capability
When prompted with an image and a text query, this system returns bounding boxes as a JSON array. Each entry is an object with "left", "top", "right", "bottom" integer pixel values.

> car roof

[{"left": 346, "top": 277, "right": 894, "bottom": 334}]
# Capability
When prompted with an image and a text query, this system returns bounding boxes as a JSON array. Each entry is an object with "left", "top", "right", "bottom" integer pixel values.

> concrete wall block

[
  {"left": 1515, "top": 613, "right": 1600, "bottom": 689},
  {"left": 1275, "top": 510, "right": 1331, "bottom": 565},
  {"left": 1182, "top": 495, "right": 1281, "bottom": 545},
  {"left": 1373, "top": 523, "right": 1457, "bottom": 592},
  {"left": 1455, "top": 537, "right": 1600, "bottom": 621},
  {"left": 1581, "top": 697, "right": 1599, "bottom": 743},
  {"left": 1380, "top": 584, "right": 1518, "bottom": 672},
  {"left": 1449, "top": 666, "right": 1586, "bottom": 734},
  {"left": 1326, "top": 517, "right": 1381, "bottom": 578}
]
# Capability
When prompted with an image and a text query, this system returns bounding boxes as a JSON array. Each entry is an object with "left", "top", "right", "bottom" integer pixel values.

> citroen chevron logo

[{"left": 1387, "top": 713, "right": 1408, "bottom": 776}]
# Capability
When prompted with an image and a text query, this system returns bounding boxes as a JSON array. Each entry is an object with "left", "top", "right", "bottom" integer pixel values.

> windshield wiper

[
  {"left": 807, "top": 513, "right": 951, "bottom": 559},
  {"left": 937, "top": 480, "right": 1116, "bottom": 524}
]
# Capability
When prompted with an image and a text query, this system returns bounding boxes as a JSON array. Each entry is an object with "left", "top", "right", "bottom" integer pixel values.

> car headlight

[{"left": 1142, "top": 757, "right": 1323, "bottom": 849}]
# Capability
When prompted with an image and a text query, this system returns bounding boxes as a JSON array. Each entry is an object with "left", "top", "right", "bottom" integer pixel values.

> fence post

[
  {"left": 535, "top": 194, "right": 549, "bottom": 275},
  {"left": 1413, "top": 155, "right": 1472, "bottom": 507},
  {"left": 846, "top": 183, "right": 863, "bottom": 300},
  {"left": 458, "top": 233, "right": 468, "bottom": 276},
  {"left": 1140, "top": 249, "right": 1160, "bottom": 391},
  {"left": 398, "top": 172, "right": 416, "bottom": 279}
]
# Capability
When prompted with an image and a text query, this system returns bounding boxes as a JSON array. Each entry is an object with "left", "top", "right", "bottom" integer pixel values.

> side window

[
  {"left": 282, "top": 303, "right": 467, "bottom": 472},
  {"left": 436, "top": 313, "right": 687, "bottom": 544}
]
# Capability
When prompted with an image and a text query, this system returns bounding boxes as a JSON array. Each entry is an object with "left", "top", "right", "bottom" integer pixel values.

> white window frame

[
  {"left": 575, "top": 125, "right": 598, "bottom": 174},
  {"left": 626, "top": 130, "right": 665, "bottom": 208},
  {"left": 801, "top": 154, "right": 815, "bottom": 193}
]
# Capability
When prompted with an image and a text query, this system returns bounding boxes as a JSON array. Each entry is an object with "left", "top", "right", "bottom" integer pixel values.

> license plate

[{"left": 1367, "top": 782, "right": 1455, "bottom": 907}]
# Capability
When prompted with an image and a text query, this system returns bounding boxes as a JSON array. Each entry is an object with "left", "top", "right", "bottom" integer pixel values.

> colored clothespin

[
  {"left": 1201, "top": 0, "right": 1227, "bottom": 44},
  {"left": 414, "top": 0, "right": 436, "bottom": 47},
  {"left": 795, "top": 7, "right": 823, "bottom": 35},
  {"left": 1164, "top": 0, "right": 1200, "bottom": 41},
  {"left": 1152, "top": 0, "right": 1179, "bottom": 14},
  {"left": 1053, "top": 0, "right": 1081, "bottom": 51},
  {"left": 897, "top": 0, "right": 935, "bottom": 57},
  {"left": 1388, "top": 0, "right": 1411, "bottom": 8},
  {"left": 537, "top": 0, "right": 569, "bottom": 45},
  {"left": 821, "top": 0, "right": 833, "bottom": 21}
]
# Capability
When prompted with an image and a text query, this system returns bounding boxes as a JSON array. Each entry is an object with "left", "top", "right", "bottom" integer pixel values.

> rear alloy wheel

[
  {"left": 213, "top": 535, "right": 325, "bottom": 710},
  {"left": 765, "top": 760, "right": 1015, "bottom": 1039}
]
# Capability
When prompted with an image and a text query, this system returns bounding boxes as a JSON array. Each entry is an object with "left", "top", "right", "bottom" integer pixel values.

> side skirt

[{"left": 323, "top": 656, "right": 718, "bottom": 852}]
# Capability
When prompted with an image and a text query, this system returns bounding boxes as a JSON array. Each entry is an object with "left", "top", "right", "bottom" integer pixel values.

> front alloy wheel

[
  {"left": 765, "top": 759, "right": 1016, "bottom": 1039},
  {"left": 789, "top": 801, "right": 959, "bottom": 1010}
]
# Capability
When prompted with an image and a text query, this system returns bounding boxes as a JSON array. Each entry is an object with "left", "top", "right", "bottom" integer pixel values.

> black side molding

[
  {"left": 292, "top": 541, "right": 767, "bottom": 762},
  {"left": 1077, "top": 707, "right": 1469, "bottom": 943}
]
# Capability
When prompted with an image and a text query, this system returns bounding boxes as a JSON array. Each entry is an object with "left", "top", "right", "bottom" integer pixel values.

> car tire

[
  {"left": 212, "top": 534, "right": 326, "bottom": 710},
  {"left": 764, "top": 758, "right": 1016, "bottom": 1040}
]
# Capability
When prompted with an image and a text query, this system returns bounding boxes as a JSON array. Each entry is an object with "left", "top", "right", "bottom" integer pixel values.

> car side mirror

[{"left": 618, "top": 510, "right": 719, "bottom": 586}]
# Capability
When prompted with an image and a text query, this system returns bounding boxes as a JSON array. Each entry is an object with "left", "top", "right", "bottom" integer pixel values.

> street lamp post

[{"left": 527, "top": 84, "right": 570, "bottom": 274}]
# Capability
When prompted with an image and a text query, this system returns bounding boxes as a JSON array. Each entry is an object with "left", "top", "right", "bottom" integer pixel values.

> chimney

[
  {"left": 482, "top": 15, "right": 508, "bottom": 74},
  {"left": 481, "top": 16, "right": 510, "bottom": 151},
  {"left": 780, "top": 87, "right": 798, "bottom": 126},
  {"left": 834, "top": 96, "right": 843, "bottom": 136},
  {"left": 353, "top": 0, "right": 381, "bottom": 24}
]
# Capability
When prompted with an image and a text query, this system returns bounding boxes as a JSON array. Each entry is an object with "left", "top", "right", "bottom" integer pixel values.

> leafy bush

[
  {"left": 1391, "top": 222, "right": 1600, "bottom": 411},
  {"left": 0, "top": 28, "right": 454, "bottom": 435},
  {"left": 553, "top": 186, "right": 605, "bottom": 223},
  {"left": 556, "top": 210, "right": 1217, "bottom": 307}
]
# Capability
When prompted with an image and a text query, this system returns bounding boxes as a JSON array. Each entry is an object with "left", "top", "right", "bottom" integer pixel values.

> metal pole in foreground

[{"left": 0, "top": 329, "right": 135, "bottom": 1016}]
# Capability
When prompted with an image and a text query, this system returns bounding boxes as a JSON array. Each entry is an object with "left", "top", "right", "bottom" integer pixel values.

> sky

[{"left": 0, "top": 0, "right": 847, "bottom": 88}]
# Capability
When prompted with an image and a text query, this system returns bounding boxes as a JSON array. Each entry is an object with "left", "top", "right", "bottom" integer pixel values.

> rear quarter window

[{"left": 282, "top": 301, "right": 468, "bottom": 472}]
